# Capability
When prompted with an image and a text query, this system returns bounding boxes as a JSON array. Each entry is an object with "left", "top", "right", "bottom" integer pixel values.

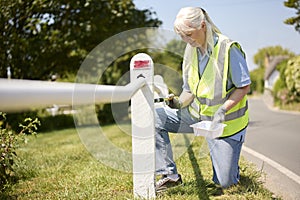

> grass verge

[{"left": 1, "top": 125, "right": 281, "bottom": 200}]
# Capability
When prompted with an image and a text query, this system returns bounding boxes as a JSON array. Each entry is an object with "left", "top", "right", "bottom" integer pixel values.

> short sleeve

[{"left": 229, "top": 44, "right": 251, "bottom": 88}]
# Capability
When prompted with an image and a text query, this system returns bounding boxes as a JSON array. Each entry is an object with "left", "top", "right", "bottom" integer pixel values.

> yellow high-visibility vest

[{"left": 185, "top": 33, "right": 249, "bottom": 137}]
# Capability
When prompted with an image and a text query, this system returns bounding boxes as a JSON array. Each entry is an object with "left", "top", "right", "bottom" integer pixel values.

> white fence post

[{"left": 130, "top": 53, "right": 156, "bottom": 199}]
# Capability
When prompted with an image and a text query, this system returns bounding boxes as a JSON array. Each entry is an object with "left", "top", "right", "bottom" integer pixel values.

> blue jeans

[{"left": 155, "top": 106, "right": 244, "bottom": 188}]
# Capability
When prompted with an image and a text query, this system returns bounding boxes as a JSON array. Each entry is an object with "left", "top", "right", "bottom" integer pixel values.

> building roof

[{"left": 264, "top": 55, "right": 289, "bottom": 80}]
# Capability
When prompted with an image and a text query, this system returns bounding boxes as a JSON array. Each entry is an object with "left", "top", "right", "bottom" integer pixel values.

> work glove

[
  {"left": 166, "top": 94, "right": 182, "bottom": 109},
  {"left": 210, "top": 105, "right": 227, "bottom": 130}
]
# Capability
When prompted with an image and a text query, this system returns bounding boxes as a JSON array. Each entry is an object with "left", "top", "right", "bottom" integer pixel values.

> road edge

[{"left": 242, "top": 146, "right": 300, "bottom": 200}]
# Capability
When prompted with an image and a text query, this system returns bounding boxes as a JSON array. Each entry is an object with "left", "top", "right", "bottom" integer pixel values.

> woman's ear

[{"left": 201, "top": 20, "right": 206, "bottom": 30}]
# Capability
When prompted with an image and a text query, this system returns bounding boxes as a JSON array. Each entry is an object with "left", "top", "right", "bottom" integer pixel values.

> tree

[
  {"left": 0, "top": 0, "right": 162, "bottom": 80},
  {"left": 253, "top": 46, "right": 295, "bottom": 69},
  {"left": 284, "top": 56, "right": 300, "bottom": 100},
  {"left": 152, "top": 39, "right": 186, "bottom": 95},
  {"left": 284, "top": 0, "right": 300, "bottom": 33},
  {"left": 250, "top": 46, "right": 295, "bottom": 93}
]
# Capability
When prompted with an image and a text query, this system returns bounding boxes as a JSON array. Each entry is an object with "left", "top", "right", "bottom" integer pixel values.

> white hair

[{"left": 174, "top": 7, "right": 221, "bottom": 53}]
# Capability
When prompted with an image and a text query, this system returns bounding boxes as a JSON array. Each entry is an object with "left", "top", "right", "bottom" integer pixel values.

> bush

[
  {"left": 250, "top": 67, "right": 265, "bottom": 94},
  {"left": 6, "top": 111, "right": 75, "bottom": 133},
  {"left": 285, "top": 56, "right": 300, "bottom": 102},
  {"left": 0, "top": 112, "right": 40, "bottom": 191},
  {"left": 272, "top": 56, "right": 300, "bottom": 109},
  {"left": 39, "top": 114, "right": 75, "bottom": 132},
  {"left": 276, "top": 60, "right": 288, "bottom": 81},
  {"left": 273, "top": 78, "right": 287, "bottom": 106},
  {"left": 5, "top": 111, "right": 39, "bottom": 134}
]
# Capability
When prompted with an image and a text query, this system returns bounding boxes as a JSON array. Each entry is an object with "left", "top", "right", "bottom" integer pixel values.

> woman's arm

[{"left": 223, "top": 84, "right": 250, "bottom": 111}]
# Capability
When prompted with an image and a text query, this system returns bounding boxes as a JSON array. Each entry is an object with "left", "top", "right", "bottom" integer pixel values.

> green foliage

[
  {"left": 250, "top": 46, "right": 294, "bottom": 94},
  {"left": 276, "top": 59, "right": 289, "bottom": 82},
  {"left": 284, "top": 56, "right": 300, "bottom": 101},
  {"left": 273, "top": 56, "right": 300, "bottom": 107},
  {"left": 284, "top": 0, "right": 300, "bottom": 33},
  {"left": 253, "top": 46, "right": 295, "bottom": 69},
  {"left": 5, "top": 111, "right": 39, "bottom": 134},
  {"left": 0, "top": 0, "right": 163, "bottom": 126},
  {"left": 250, "top": 67, "right": 265, "bottom": 94},
  {"left": 152, "top": 39, "right": 186, "bottom": 95},
  {"left": 273, "top": 77, "right": 288, "bottom": 105},
  {"left": 153, "top": 39, "right": 185, "bottom": 72},
  {"left": 0, "top": 0, "right": 162, "bottom": 80},
  {"left": 0, "top": 112, "right": 40, "bottom": 191},
  {"left": 274, "top": 60, "right": 288, "bottom": 105},
  {"left": 6, "top": 111, "right": 74, "bottom": 132},
  {"left": 39, "top": 115, "right": 75, "bottom": 132}
]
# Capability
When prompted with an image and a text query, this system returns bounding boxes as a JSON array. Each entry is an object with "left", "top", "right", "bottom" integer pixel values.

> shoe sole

[{"left": 156, "top": 182, "right": 183, "bottom": 193}]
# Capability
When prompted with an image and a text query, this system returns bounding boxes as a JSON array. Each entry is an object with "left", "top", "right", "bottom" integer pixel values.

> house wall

[{"left": 265, "top": 70, "right": 280, "bottom": 90}]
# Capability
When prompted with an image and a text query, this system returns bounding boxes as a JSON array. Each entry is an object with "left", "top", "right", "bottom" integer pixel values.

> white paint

[
  {"left": 130, "top": 53, "right": 156, "bottom": 199},
  {"left": 0, "top": 78, "right": 146, "bottom": 112},
  {"left": 153, "top": 75, "right": 169, "bottom": 108},
  {"left": 243, "top": 146, "right": 300, "bottom": 185}
]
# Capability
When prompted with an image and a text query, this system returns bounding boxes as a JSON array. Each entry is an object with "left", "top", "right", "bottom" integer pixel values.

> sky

[{"left": 133, "top": 0, "right": 300, "bottom": 71}]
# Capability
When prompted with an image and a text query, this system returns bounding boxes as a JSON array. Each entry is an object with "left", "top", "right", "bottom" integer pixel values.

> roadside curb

[
  {"left": 249, "top": 95, "right": 300, "bottom": 115},
  {"left": 242, "top": 146, "right": 300, "bottom": 200}
]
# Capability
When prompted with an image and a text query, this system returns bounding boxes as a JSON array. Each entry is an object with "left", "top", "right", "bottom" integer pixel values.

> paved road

[
  {"left": 243, "top": 97, "right": 300, "bottom": 199},
  {"left": 245, "top": 98, "right": 300, "bottom": 175}
]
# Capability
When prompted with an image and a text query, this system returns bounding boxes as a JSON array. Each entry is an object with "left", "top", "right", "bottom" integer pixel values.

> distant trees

[
  {"left": 250, "top": 45, "right": 300, "bottom": 110},
  {"left": 284, "top": 0, "right": 300, "bottom": 33},
  {"left": 0, "top": 0, "right": 161, "bottom": 80},
  {"left": 1, "top": 0, "right": 162, "bottom": 125},
  {"left": 250, "top": 46, "right": 295, "bottom": 93},
  {"left": 274, "top": 56, "right": 300, "bottom": 106},
  {"left": 151, "top": 39, "right": 186, "bottom": 95}
]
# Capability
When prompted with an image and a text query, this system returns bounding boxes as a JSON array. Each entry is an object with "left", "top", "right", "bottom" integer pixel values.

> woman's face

[{"left": 180, "top": 21, "right": 206, "bottom": 48}]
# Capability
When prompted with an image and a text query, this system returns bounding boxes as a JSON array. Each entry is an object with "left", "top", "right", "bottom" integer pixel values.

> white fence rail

[
  {"left": 0, "top": 77, "right": 146, "bottom": 112},
  {"left": 0, "top": 53, "right": 157, "bottom": 199}
]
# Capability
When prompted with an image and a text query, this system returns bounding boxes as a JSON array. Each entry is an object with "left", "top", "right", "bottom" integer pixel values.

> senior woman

[{"left": 155, "top": 7, "right": 251, "bottom": 192}]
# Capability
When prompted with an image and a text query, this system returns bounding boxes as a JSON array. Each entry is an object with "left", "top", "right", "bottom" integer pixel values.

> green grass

[
  {"left": 1, "top": 125, "right": 281, "bottom": 200},
  {"left": 276, "top": 101, "right": 300, "bottom": 112}
]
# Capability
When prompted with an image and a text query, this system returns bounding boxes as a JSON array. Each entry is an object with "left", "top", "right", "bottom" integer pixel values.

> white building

[{"left": 264, "top": 55, "right": 289, "bottom": 90}]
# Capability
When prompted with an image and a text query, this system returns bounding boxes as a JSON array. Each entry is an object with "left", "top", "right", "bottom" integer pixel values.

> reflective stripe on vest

[{"left": 185, "top": 33, "right": 249, "bottom": 137}]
